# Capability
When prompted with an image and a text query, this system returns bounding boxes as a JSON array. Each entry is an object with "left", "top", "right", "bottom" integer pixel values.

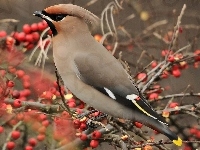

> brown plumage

[
  {"left": 33, "top": 4, "right": 182, "bottom": 146},
  {"left": 44, "top": 4, "right": 100, "bottom": 32}
]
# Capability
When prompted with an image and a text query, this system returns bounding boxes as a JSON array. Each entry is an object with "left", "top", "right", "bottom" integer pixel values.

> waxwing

[{"left": 33, "top": 4, "right": 182, "bottom": 146}]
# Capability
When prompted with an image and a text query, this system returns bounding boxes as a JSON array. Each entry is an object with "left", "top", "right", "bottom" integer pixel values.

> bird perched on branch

[{"left": 33, "top": 4, "right": 182, "bottom": 146}]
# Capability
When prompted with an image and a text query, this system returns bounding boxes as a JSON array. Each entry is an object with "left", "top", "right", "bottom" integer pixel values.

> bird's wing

[{"left": 73, "top": 52, "right": 167, "bottom": 124}]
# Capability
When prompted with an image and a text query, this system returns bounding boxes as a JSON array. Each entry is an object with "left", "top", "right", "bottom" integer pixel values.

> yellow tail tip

[{"left": 173, "top": 137, "right": 182, "bottom": 146}]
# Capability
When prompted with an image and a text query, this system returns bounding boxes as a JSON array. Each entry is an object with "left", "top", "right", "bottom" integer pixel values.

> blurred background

[{"left": 0, "top": 0, "right": 200, "bottom": 150}]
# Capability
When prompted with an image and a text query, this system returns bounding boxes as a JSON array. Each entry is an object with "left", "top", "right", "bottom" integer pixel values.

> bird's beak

[
  {"left": 33, "top": 10, "right": 57, "bottom": 36},
  {"left": 33, "top": 11, "right": 43, "bottom": 18},
  {"left": 33, "top": 10, "right": 53, "bottom": 22}
]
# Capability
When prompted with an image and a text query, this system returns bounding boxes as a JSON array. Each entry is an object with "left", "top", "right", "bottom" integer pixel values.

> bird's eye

[
  {"left": 55, "top": 15, "right": 66, "bottom": 21},
  {"left": 49, "top": 14, "right": 67, "bottom": 22}
]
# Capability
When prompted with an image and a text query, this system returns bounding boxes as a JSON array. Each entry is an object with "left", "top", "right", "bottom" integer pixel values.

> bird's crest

[{"left": 44, "top": 4, "right": 100, "bottom": 31}]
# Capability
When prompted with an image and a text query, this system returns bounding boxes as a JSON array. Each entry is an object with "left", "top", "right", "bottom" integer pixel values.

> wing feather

[{"left": 74, "top": 52, "right": 167, "bottom": 124}]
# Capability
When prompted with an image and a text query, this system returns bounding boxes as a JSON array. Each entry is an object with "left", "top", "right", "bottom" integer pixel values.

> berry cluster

[
  {"left": 13, "top": 20, "right": 49, "bottom": 50},
  {"left": 0, "top": 20, "right": 50, "bottom": 53},
  {"left": 136, "top": 49, "right": 200, "bottom": 104}
]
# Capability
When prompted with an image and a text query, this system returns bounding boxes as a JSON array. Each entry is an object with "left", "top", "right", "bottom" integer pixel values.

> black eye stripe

[{"left": 42, "top": 10, "right": 68, "bottom": 22}]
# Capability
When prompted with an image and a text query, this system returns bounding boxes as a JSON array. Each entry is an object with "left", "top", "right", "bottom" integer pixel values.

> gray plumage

[{"left": 33, "top": 4, "right": 182, "bottom": 146}]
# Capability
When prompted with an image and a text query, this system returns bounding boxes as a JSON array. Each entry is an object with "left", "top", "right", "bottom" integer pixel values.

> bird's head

[{"left": 33, "top": 4, "right": 100, "bottom": 36}]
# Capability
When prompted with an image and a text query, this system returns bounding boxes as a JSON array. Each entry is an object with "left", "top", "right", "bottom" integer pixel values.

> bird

[{"left": 33, "top": 4, "right": 182, "bottom": 146}]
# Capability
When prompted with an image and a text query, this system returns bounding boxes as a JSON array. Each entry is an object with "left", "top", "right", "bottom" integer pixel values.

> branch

[
  {"left": 156, "top": 102, "right": 200, "bottom": 114},
  {"left": 4, "top": 98, "right": 61, "bottom": 113}
]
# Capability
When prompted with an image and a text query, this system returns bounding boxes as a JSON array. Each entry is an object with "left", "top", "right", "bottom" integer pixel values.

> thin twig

[
  {"left": 166, "top": 4, "right": 187, "bottom": 60},
  {"left": 2, "top": 121, "right": 22, "bottom": 150},
  {"left": 55, "top": 68, "right": 74, "bottom": 117}
]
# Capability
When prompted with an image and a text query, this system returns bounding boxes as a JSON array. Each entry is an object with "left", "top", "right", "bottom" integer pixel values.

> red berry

[
  {"left": 169, "top": 102, "right": 178, "bottom": 108},
  {"left": 25, "top": 34, "right": 33, "bottom": 42},
  {"left": 68, "top": 98, "right": 75, "bottom": 103},
  {"left": 37, "top": 134, "right": 45, "bottom": 141},
  {"left": 94, "top": 34, "right": 102, "bottom": 42},
  {"left": 90, "top": 140, "right": 99, "bottom": 148},
  {"left": 151, "top": 61, "right": 157, "bottom": 68},
  {"left": 149, "top": 93, "right": 158, "bottom": 101},
  {"left": 11, "top": 130, "right": 21, "bottom": 140},
  {"left": 42, "top": 20, "right": 48, "bottom": 28},
  {"left": 0, "top": 30, "right": 7, "bottom": 37},
  {"left": 48, "top": 30, "right": 52, "bottom": 35},
  {"left": 78, "top": 102, "right": 85, "bottom": 109},
  {"left": 161, "top": 50, "right": 166, "bottom": 57},
  {"left": 31, "top": 23, "right": 38, "bottom": 32},
  {"left": 80, "top": 122, "right": 87, "bottom": 131},
  {"left": 52, "top": 81, "right": 58, "bottom": 87},
  {"left": 196, "top": 131, "right": 200, "bottom": 138},
  {"left": 7, "top": 80, "right": 15, "bottom": 87},
  {"left": 189, "top": 127, "right": 197, "bottom": 134},
  {"left": 179, "top": 27, "right": 183, "bottom": 33},
  {"left": 38, "top": 114, "right": 47, "bottom": 121},
  {"left": 38, "top": 22, "right": 45, "bottom": 31},
  {"left": 172, "top": 65, "right": 179, "bottom": 70},
  {"left": 161, "top": 70, "right": 169, "bottom": 78},
  {"left": 80, "top": 133, "right": 88, "bottom": 141},
  {"left": 17, "top": 32, "right": 26, "bottom": 41},
  {"left": 21, "top": 89, "right": 31, "bottom": 97},
  {"left": 28, "top": 138, "right": 37, "bottom": 147},
  {"left": 32, "top": 32, "right": 40, "bottom": 41},
  {"left": 6, "top": 141, "right": 15, "bottom": 150},
  {"left": 42, "top": 120, "right": 50, "bottom": 127},
  {"left": 16, "top": 113, "right": 24, "bottom": 121},
  {"left": 8, "top": 66, "right": 16, "bottom": 74},
  {"left": 6, "top": 36, "right": 15, "bottom": 46},
  {"left": 19, "top": 97, "right": 26, "bottom": 101},
  {"left": 22, "top": 75, "right": 30, "bottom": 81},
  {"left": 38, "top": 126, "right": 46, "bottom": 133},
  {"left": 26, "top": 43, "right": 34, "bottom": 50},
  {"left": 194, "top": 50, "right": 200, "bottom": 61},
  {"left": 153, "top": 85, "right": 162, "bottom": 93},
  {"left": 179, "top": 61, "right": 188, "bottom": 69},
  {"left": 161, "top": 49, "right": 173, "bottom": 57},
  {"left": 92, "top": 130, "right": 102, "bottom": 139},
  {"left": 137, "top": 73, "right": 147, "bottom": 82},
  {"left": 61, "top": 111, "right": 70, "bottom": 118},
  {"left": 8, "top": 119, "right": 17, "bottom": 126},
  {"left": 49, "top": 87, "right": 57, "bottom": 94},
  {"left": 13, "top": 99, "right": 22, "bottom": 108},
  {"left": 23, "top": 81, "right": 31, "bottom": 89},
  {"left": 23, "top": 24, "right": 31, "bottom": 34},
  {"left": 106, "top": 45, "right": 112, "bottom": 51},
  {"left": 172, "top": 68, "right": 181, "bottom": 78},
  {"left": 0, "top": 69, "right": 6, "bottom": 77},
  {"left": 184, "top": 146, "right": 192, "bottom": 150},
  {"left": 168, "top": 55, "right": 174, "bottom": 62},
  {"left": 16, "top": 70, "right": 25, "bottom": 78},
  {"left": 73, "top": 119, "right": 81, "bottom": 129},
  {"left": 154, "top": 130, "right": 159, "bottom": 134},
  {"left": 13, "top": 32, "right": 19, "bottom": 39},
  {"left": 12, "top": 90, "right": 20, "bottom": 98},
  {"left": 68, "top": 101, "right": 76, "bottom": 108},
  {"left": 134, "top": 122, "right": 143, "bottom": 128},
  {"left": 43, "top": 91, "right": 53, "bottom": 100},
  {"left": 0, "top": 126, "right": 4, "bottom": 133},
  {"left": 25, "top": 145, "right": 33, "bottom": 150}
]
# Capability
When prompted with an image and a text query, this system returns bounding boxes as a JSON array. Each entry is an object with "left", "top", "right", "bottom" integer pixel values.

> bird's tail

[
  {"left": 133, "top": 89, "right": 182, "bottom": 146},
  {"left": 145, "top": 116, "right": 182, "bottom": 146}
]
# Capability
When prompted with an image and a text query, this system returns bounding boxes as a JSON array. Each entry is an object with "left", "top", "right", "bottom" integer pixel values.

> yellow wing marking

[
  {"left": 173, "top": 137, "right": 182, "bottom": 146},
  {"left": 132, "top": 100, "right": 157, "bottom": 119}
]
